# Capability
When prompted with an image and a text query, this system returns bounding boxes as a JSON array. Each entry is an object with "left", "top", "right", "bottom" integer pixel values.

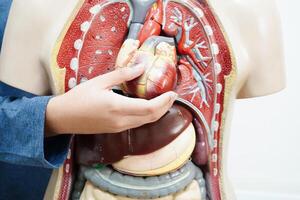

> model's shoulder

[
  {"left": 8, "top": 0, "right": 52, "bottom": 28},
  {"left": 229, "top": 0, "right": 279, "bottom": 12},
  {"left": 229, "top": 0, "right": 280, "bottom": 23},
  {"left": 223, "top": 0, "right": 282, "bottom": 46},
  {"left": 11, "top": 0, "right": 47, "bottom": 14},
  {"left": 230, "top": 0, "right": 286, "bottom": 98}
]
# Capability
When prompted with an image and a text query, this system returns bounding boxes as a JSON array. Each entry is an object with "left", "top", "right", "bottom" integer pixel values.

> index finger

[{"left": 115, "top": 39, "right": 140, "bottom": 68}]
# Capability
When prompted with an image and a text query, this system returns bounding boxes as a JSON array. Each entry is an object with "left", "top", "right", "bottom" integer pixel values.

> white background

[{"left": 228, "top": 1, "right": 300, "bottom": 199}]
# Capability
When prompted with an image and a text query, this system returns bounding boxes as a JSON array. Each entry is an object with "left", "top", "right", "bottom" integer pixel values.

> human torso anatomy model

[{"left": 0, "top": 0, "right": 285, "bottom": 200}]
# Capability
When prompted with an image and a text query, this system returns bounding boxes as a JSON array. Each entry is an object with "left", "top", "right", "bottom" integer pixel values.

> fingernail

[
  {"left": 170, "top": 92, "right": 178, "bottom": 101},
  {"left": 131, "top": 63, "right": 145, "bottom": 73}
]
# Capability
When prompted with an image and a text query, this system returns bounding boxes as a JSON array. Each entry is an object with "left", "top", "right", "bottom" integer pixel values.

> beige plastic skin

[{"left": 0, "top": 0, "right": 286, "bottom": 199}]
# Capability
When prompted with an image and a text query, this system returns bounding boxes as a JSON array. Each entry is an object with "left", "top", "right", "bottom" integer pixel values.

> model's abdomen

[{"left": 52, "top": 0, "right": 235, "bottom": 200}]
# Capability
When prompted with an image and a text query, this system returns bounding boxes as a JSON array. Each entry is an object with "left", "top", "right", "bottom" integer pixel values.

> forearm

[
  {"left": 45, "top": 95, "right": 63, "bottom": 136},
  {"left": 45, "top": 94, "right": 76, "bottom": 136}
]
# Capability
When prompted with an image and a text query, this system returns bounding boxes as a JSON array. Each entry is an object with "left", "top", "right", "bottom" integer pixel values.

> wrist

[{"left": 45, "top": 95, "right": 66, "bottom": 136}]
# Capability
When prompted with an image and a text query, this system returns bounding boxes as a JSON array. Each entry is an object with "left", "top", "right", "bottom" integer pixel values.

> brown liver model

[{"left": 76, "top": 103, "right": 192, "bottom": 165}]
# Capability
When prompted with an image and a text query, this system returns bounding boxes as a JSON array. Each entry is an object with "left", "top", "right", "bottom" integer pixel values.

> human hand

[{"left": 45, "top": 64, "right": 178, "bottom": 136}]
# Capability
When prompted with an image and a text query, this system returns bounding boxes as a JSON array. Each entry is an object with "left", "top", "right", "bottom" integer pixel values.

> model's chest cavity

[
  {"left": 56, "top": 1, "right": 234, "bottom": 199},
  {"left": 56, "top": 0, "right": 232, "bottom": 161}
]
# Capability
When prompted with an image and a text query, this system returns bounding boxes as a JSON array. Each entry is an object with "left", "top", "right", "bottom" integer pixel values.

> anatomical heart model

[{"left": 46, "top": 0, "right": 236, "bottom": 199}]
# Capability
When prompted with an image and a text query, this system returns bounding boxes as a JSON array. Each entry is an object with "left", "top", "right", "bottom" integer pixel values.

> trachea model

[{"left": 48, "top": 0, "right": 236, "bottom": 199}]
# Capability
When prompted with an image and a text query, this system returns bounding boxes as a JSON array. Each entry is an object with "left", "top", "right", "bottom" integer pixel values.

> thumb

[{"left": 96, "top": 64, "right": 145, "bottom": 89}]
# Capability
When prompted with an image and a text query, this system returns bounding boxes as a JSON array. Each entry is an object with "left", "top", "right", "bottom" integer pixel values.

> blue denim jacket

[
  {"left": 0, "top": 83, "right": 71, "bottom": 168},
  {"left": 0, "top": 0, "right": 11, "bottom": 51},
  {"left": 0, "top": 1, "right": 71, "bottom": 199}
]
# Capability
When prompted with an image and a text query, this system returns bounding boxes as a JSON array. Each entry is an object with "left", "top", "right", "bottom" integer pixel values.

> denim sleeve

[
  {"left": 0, "top": 95, "right": 72, "bottom": 168},
  {"left": 0, "top": 82, "right": 72, "bottom": 169},
  {"left": 0, "top": 0, "right": 12, "bottom": 51}
]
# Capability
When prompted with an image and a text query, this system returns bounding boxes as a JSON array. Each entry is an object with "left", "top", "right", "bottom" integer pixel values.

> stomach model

[{"left": 52, "top": 0, "right": 235, "bottom": 200}]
